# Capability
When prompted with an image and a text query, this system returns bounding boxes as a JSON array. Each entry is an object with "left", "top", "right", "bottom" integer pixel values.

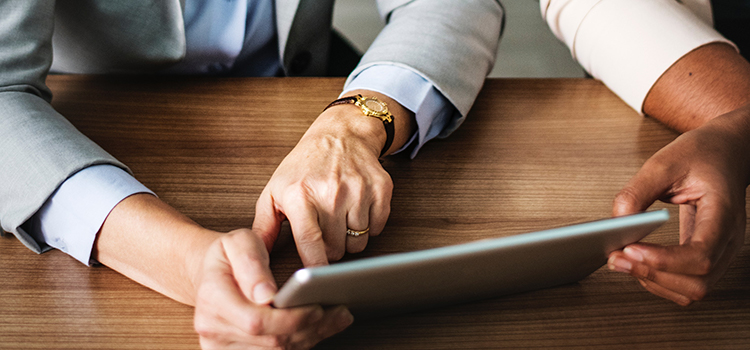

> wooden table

[{"left": 2, "top": 76, "right": 749, "bottom": 349}]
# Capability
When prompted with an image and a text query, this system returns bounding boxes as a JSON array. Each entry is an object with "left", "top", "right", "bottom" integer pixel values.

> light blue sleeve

[
  {"left": 342, "top": 65, "right": 457, "bottom": 158},
  {"left": 23, "top": 165, "right": 155, "bottom": 266}
]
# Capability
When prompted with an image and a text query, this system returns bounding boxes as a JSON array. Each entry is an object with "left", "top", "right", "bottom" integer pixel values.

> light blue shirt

[{"left": 30, "top": 0, "right": 455, "bottom": 265}]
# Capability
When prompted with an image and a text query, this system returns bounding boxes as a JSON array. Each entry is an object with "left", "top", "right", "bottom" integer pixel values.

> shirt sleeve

[
  {"left": 342, "top": 64, "right": 457, "bottom": 158},
  {"left": 541, "top": 0, "right": 736, "bottom": 113},
  {"left": 23, "top": 165, "right": 155, "bottom": 266}
]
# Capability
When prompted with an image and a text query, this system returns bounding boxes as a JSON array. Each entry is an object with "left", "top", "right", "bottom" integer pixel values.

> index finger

[
  {"left": 253, "top": 188, "right": 285, "bottom": 252},
  {"left": 612, "top": 156, "right": 680, "bottom": 217},
  {"left": 285, "top": 199, "right": 329, "bottom": 267}
]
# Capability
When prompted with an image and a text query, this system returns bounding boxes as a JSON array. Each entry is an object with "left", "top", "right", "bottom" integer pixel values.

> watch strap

[
  {"left": 324, "top": 95, "right": 395, "bottom": 157},
  {"left": 324, "top": 96, "right": 358, "bottom": 109},
  {"left": 380, "top": 117, "right": 395, "bottom": 157}
]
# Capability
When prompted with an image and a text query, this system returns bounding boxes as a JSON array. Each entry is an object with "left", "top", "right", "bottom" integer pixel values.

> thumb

[
  {"left": 252, "top": 189, "right": 283, "bottom": 252},
  {"left": 613, "top": 159, "right": 677, "bottom": 217},
  {"left": 223, "top": 229, "right": 278, "bottom": 304}
]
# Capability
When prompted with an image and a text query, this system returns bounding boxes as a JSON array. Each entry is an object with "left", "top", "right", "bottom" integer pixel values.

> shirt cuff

[
  {"left": 25, "top": 165, "right": 155, "bottom": 266},
  {"left": 342, "top": 65, "right": 457, "bottom": 158},
  {"left": 543, "top": 0, "right": 735, "bottom": 113}
]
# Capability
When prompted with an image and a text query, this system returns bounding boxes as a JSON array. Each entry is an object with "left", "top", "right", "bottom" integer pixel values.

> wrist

[
  {"left": 704, "top": 102, "right": 750, "bottom": 185},
  {"left": 185, "top": 229, "right": 224, "bottom": 305},
  {"left": 313, "top": 89, "right": 415, "bottom": 157},
  {"left": 734, "top": 103, "right": 750, "bottom": 186},
  {"left": 307, "top": 101, "right": 389, "bottom": 158}
]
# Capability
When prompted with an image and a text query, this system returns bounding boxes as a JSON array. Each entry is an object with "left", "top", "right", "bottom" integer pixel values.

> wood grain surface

[{"left": 1, "top": 76, "right": 748, "bottom": 349}]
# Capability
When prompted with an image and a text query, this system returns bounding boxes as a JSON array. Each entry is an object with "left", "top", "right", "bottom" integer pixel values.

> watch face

[
  {"left": 363, "top": 99, "right": 386, "bottom": 113},
  {"left": 355, "top": 96, "right": 392, "bottom": 122}
]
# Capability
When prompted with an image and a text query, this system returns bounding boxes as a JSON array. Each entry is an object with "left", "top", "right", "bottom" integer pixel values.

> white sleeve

[
  {"left": 343, "top": 65, "right": 456, "bottom": 158},
  {"left": 24, "top": 165, "right": 154, "bottom": 265},
  {"left": 541, "top": 0, "right": 736, "bottom": 113}
]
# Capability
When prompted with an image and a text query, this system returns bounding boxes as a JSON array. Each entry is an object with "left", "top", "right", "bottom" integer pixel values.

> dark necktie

[
  {"left": 711, "top": 0, "right": 750, "bottom": 60},
  {"left": 283, "top": 0, "right": 336, "bottom": 76}
]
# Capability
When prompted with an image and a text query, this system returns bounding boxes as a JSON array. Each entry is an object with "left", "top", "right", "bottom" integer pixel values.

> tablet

[{"left": 273, "top": 210, "right": 669, "bottom": 315}]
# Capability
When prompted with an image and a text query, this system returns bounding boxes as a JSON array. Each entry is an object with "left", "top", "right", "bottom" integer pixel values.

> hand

[
  {"left": 607, "top": 105, "right": 750, "bottom": 305},
  {"left": 95, "top": 195, "right": 353, "bottom": 349},
  {"left": 252, "top": 93, "right": 407, "bottom": 266},
  {"left": 193, "top": 228, "right": 353, "bottom": 349}
]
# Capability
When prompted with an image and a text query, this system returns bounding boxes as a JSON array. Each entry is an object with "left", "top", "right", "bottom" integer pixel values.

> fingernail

[
  {"left": 608, "top": 256, "right": 632, "bottom": 273},
  {"left": 252, "top": 282, "right": 277, "bottom": 304},
  {"left": 676, "top": 296, "right": 693, "bottom": 306},
  {"left": 623, "top": 247, "right": 644, "bottom": 262}
]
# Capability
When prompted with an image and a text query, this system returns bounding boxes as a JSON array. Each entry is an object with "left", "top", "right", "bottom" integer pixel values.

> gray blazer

[{"left": 0, "top": 0, "right": 503, "bottom": 253}]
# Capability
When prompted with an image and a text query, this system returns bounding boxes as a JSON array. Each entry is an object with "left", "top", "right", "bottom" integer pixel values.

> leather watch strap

[
  {"left": 325, "top": 96, "right": 358, "bottom": 109},
  {"left": 379, "top": 118, "right": 395, "bottom": 157}
]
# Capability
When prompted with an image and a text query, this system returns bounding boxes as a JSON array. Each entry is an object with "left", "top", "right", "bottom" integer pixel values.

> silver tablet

[{"left": 273, "top": 210, "right": 669, "bottom": 315}]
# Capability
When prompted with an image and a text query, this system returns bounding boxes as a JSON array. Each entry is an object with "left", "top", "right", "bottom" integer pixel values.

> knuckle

[
  {"left": 264, "top": 335, "right": 289, "bottom": 348},
  {"left": 385, "top": 176, "right": 394, "bottom": 192},
  {"left": 348, "top": 242, "right": 366, "bottom": 254},
  {"left": 632, "top": 260, "right": 661, "bottom": 280},
  {"left": 317, "top": 184, "right": 344, "bottom": 211},
  {"left": 193, "top": 314, "right": 224, "bottom": 342},
  {"left": 372, "top": 183, "right": 393, "bottom": 210},
  {"left": 651, "top": 256, "right": 670, "bottom": 272},
  {"left": 193, "top": 317, "right": 213, "bottom": 337},
  {"left": 195, "top": 287, "right": 220, "bottom": 310},
  {"left": 643, "top": 156, "right": 671, "bottom": 173},
  {"left": 349, "top": 180, "right": 366, "bottom": 198},
  {"left": 375, "top": 174, "right": 394, "bottom": 193},
  {"left": 693, "top": 256, "right": 713, "bottom": 276},
  {"left": 326, "top": 246, "right": 345, "bottom": 261},
  {"left": 245, "top": 315, "right": 265, "bottom": 335},
  {"left": 612, "top": 187, "right": 640, "bottom": 213},
  {"left": 288, "top": 183, "right": 313, "bottom": 202},
  {"left": 380, "top": 201, "right": 392, "bottom": 217},
  {"left": 243, "top": 250, "right": 270, "bottom": 267},
  {"left": 324, "top": 174, "right": 345, "bottom": 195},
  {"left": 643, "top": 267, "right": 659, "bottom": 283},
  {"left": 688, "top": 283, "right": 709, "bottom": 301}
]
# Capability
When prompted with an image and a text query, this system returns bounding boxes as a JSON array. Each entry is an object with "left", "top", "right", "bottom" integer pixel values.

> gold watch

[{"left": 323, "top": 94, "right": 395, "bottom": 157}]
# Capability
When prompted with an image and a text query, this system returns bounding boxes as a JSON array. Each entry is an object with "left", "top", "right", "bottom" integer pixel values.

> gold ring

[{"left": 346, "top": 227, "right": 370, "bottom": 237}]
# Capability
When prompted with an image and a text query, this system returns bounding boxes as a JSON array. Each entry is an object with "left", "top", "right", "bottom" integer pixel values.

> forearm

[
  {"left": 93, "top": 193, "right": 221, "bottom": 305},
  {"left": 644, "top": 42, "right": 750, "bottom": 132},
  {"left": 704, "top": 103, "right": 750, "bottom": 186},
  {"left": 542, "top": 0, "right": 735, "bottom": 116},
  {"left": 643, "top": 43, "right": 750, "bottom": 184}
]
